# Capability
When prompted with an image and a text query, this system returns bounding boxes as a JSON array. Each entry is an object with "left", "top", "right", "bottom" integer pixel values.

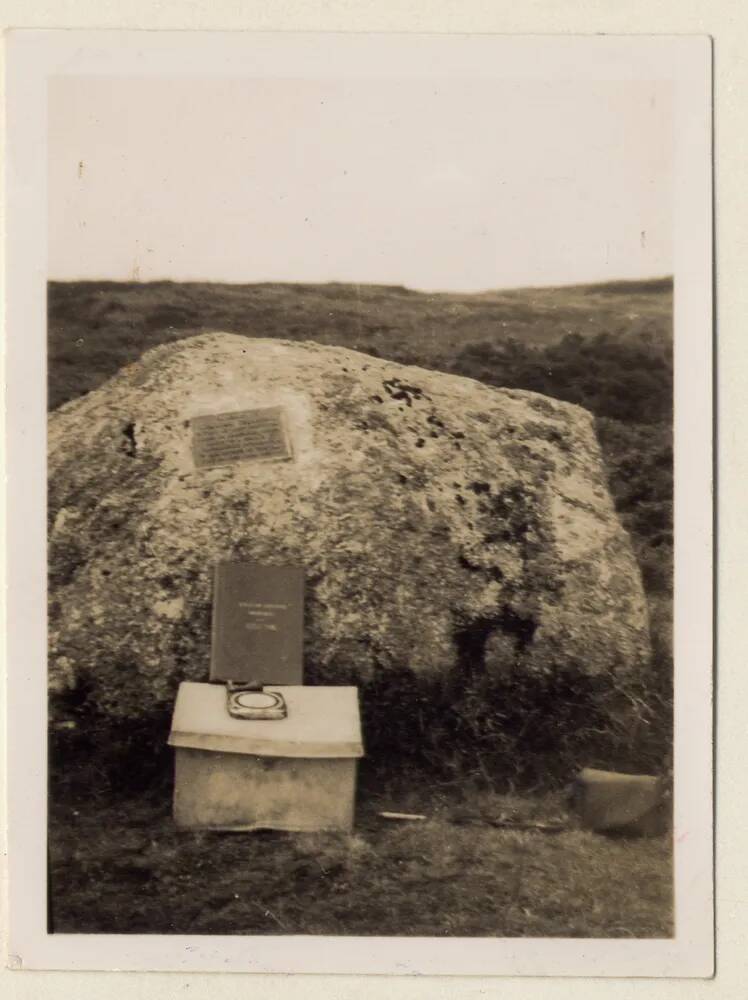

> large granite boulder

[{"left": 48, "top": 333, "right": 650, "bottom": 721}]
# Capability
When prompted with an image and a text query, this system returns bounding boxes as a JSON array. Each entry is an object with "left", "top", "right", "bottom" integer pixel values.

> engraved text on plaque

[{"left": 191, "top": 406, "right": 292, "bottom": 469}]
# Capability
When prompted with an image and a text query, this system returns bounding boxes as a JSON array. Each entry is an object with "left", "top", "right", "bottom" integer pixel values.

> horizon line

[{"left": 46, "top": 274, "right": 675, "bottom": 296}]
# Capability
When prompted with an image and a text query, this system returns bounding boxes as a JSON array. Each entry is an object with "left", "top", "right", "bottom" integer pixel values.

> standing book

[{"left": 209, "top": 562, "right": 304, "bottom": 685}]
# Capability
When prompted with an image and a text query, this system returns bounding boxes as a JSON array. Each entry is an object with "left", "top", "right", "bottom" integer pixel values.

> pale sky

[{"left": 48, "top": 77, "right": 672, "bottom": 291}]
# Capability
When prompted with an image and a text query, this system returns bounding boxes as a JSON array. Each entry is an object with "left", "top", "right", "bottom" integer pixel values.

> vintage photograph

[{"left": 16, "top": 34, "right": 709, "bottom": 968}]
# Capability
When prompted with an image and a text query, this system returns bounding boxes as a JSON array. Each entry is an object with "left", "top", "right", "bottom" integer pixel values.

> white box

[{"left": 168, "top": 682, "right": 364, "bottom": 832}]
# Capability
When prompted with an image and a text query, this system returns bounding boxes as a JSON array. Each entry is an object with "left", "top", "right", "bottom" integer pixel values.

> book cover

[{"left": 209, "top": 562, "right": 304, "bottom": 684}]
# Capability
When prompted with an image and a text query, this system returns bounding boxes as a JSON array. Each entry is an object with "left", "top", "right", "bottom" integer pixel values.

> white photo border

[{"left": 5, "top": 29, "right": 713, "bottom": 976}]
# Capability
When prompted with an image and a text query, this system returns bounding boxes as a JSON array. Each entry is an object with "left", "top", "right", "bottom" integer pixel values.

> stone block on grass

[{"left": 573, "top": 767, "right": 668, "bottom": 837}]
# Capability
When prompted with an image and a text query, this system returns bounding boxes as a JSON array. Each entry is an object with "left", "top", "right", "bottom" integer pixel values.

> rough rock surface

[{"left": 48, "top": 334, "right": 650, "bottom": 720}]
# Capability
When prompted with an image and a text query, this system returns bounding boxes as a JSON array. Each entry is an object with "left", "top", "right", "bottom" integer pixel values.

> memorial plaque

[
  {"left": 191, "top": 406, "right": 292, "bottom": 470},
  {"left": 210, "top": 562, "right": 304, "bottom": 684}
]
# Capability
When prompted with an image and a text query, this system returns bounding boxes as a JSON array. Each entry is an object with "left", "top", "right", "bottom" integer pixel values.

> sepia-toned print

[{"left": 4, "top": 29, "right": 713, "bottom": 977}]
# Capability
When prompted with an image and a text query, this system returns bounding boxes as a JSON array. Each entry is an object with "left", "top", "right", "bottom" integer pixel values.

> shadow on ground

[{"left": 49, "top": 764, "right": 672, "bottom": 937}]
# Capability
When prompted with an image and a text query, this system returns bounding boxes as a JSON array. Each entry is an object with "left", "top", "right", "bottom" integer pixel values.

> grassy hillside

[{"left": 47, "top": 277, "right": 672, "bottom": 411}]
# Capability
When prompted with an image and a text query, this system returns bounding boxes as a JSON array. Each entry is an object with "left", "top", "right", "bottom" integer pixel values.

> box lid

[
  {"left": 168, "top": 682, "right": 363, "bottom": 759},
  {"left": 209, "top": 562, "right": 304, "bottom": 685}
]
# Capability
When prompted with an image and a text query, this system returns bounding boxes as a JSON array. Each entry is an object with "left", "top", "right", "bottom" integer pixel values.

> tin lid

[{"left": 168, "top": 682, "right": 364, "bottom": 759}]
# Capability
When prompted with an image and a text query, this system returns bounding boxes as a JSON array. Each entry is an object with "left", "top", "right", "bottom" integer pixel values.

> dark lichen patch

[
  {"left": 382, "top": 377, "right": 429, "bottom": 407},
  {"left": 458, "top": 541, "right": 505, "bottom": 578},
  {"left": 524, "top": 419, "right": 571, "bottom": 450},
  {"left": 489, "top": 484, "right": 525, "bottom": 518},
  {"left": 526, "top": 395, "right": 559, "bottom": 418},
  {"left": 48, "top": 538, "right": 86, "bottom": 588},
  {"left": 402, "top": 468, "right": 428, "bottom": 491},
  {"left": 468, "top": 410, "right": 492, "bottom": 424},
  {"left": 354, "top": 410, "right": 397, "bottom": 436},
  {"left": 121, "top": 422, "right": 137, "bottom": 457},
  {"left": 502, "top": 440, "right": 558, "bottom": 479},
  {"left": 229, "top": 495, "right": 251, "bottom": 513},
  {"left": 457, "top": 552, "right": 484, "bottom": 573}
]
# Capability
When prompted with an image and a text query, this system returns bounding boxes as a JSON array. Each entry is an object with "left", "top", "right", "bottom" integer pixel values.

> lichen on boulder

[{"left": 48, "top": 333, "right": 650, "bottom": 721}]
